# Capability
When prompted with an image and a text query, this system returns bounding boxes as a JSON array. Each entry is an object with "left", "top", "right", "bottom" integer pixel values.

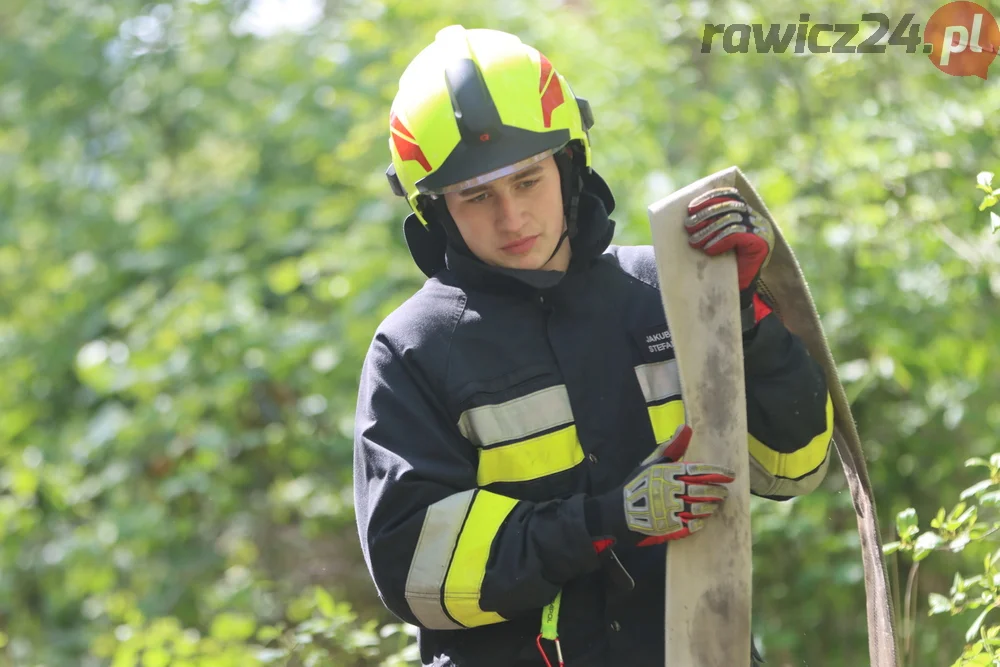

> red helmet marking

[
  {"left": 538, "top": 54, "right": 565, "bottom": 128},
  {"left": 390, "top": 112, "right": 431, "bottom": 173}
]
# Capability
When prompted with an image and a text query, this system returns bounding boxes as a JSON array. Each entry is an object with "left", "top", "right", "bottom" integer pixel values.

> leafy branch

[
  {"left": 885, "top": 455, "right": 1000, "bottom": 667},
  {"left": 976, "top": 171, "right": 1000, "bottom": 234}
]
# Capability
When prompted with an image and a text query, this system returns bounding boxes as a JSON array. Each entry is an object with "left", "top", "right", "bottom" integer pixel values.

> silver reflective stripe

[
  {"left": 404, "top": 490, "right": 475, "bottom": 630},
  {"left": 457, "top": 385, "right": 574, "bottom": 448},
  {"left": 748, "top": 456, "right": 774, "bottom": 496},
  {"left": 426, "top": 146, "right": 562, "bottom": 195},
  {"left": 634, "top": 360, "right": 681, "bottom": 403}
]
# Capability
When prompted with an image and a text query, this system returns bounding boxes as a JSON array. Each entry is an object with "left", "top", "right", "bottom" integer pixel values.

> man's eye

[
  {"left": 518, "top": 179, "right": 539, "bottom": 189},
  {"left": 467, "top": 192, "right": 489, "bottom": 203}
]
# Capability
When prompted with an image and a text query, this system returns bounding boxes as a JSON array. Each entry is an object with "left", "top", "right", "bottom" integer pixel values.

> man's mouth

[{"left": 501, "top": 235, "right": 539, "bottom": 255}]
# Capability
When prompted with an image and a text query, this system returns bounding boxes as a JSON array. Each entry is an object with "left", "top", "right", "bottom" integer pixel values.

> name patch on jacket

[{"left": 632, "top": 324, "right": 676, "bottom": 363}]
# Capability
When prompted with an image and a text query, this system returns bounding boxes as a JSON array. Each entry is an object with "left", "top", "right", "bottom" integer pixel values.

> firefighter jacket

[{"left": 353, "top": 185, "right": 833, "bottom": 667}]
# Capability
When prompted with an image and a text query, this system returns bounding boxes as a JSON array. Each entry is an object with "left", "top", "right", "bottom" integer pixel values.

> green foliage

[
  {"left": 977, "top": 171, "right": 1000, "bottom": 233},
  {"left": 2, "top": 0, "right": 999, "bottom": 665},
  {"left": 90, "top": 586, "right": 415, "bottom": 666},
  {"left": 887, "top": 454, "right": 1000, "bottom": 666}
]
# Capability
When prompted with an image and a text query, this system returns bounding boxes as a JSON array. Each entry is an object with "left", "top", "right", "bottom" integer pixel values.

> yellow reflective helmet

[{"left": 386, "top": 25, "right": 595, "bottom": 226}]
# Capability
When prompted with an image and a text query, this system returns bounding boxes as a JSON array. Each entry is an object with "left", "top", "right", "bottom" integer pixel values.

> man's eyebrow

[
  {"left": 458, "top": 184, "right": 489, "bottom": 197},
  {"left": 512, "top": 165, "right": 544, "bottom": 181}
]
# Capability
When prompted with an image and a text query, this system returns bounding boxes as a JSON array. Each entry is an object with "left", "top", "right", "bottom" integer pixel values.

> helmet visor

[{"left": 428, "top": 145, "right": 563, "bottom": 196}]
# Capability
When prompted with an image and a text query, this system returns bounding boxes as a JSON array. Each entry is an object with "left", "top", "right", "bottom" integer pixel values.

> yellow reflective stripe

[
  {"left": 443, "top": 491, "right": 519, "bottom": 628},
  {"left": 647, "top": 399, "right": 686, "bottom": 444},
  {"left": 458, "top": 385, "right": 573, "bottom": 448},
  {"left": 477, "top": 425, "right": 584, "bottom": 486},
  {"left": 748, "top": 392, "right": 834, "bottom": 480}
]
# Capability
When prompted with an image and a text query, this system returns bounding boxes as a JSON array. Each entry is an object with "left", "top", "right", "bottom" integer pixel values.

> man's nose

[{"left": 494, "top": 192, "right": 525, "bottom": 232}]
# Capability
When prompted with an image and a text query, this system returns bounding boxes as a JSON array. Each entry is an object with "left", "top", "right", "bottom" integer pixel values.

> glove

[
  {"left": 584, "top": 424, "right": 735, "bottom": 552},
  {"left": 684, "top": 187, "right": 775, "bottom": 314}
]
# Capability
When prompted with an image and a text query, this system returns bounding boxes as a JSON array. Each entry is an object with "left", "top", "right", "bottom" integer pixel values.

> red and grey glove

[
  {"left": 685, "top": 187, "right": 775, "bottom": 331},
  {"left": 584, "top": 425, "right": 735, "bottom": 553}
]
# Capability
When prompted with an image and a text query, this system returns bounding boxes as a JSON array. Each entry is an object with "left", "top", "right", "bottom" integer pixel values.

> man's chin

[
  {"left": 490, "top": 241, "right": 562, "bottom": 272},
  {"left": 503, "top": 252, "right": 551, "bottom": 272}
]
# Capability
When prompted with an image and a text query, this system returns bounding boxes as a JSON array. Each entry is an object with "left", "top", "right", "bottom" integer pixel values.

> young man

[{"left": 354, "top": 25, "right": 833, "bottom": 667}]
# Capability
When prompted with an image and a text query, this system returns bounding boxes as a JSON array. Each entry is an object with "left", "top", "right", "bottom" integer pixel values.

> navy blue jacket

[{"left": 354, "top": 188, "right": 832, "bottom": 666}]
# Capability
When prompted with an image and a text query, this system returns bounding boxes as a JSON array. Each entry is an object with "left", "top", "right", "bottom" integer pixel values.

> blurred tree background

[{"left": 1, "top": 0, "right": 999, "bottom": 665}]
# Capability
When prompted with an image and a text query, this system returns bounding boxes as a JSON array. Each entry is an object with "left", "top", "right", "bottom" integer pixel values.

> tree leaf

[
  {"left": 966, "top": 606, "right": 995, "bottom": 643},
  {"left": 970, "top": 651, "right": 993, "bottom": 665},
  {"left": 962, "top": 480, "right": 994, "bottom": 500},
  {"left": 951, "top": 534, "right": 972, "bottom": 553},
  {"left": 929, "top": 592, "right": 954, "bottom": 615},
  {"left": 210, "top": 613, "right": 256, "bottom": 642},
  {"left": 142, "top": 648, "right": 170, "bottom": 667},
  {"left": 947, "top": 502, "right": 969, "bottom": 525},
  {"left": 897, "top": 507, "right": 919, "bottom": 539},
  {"left": 954, "top": 572, "right": 966, "bottom": 594},
  {"left": 314, "top": 587, "right": 337, "bottom": 619},
  {"left": 256, "top": 625, "right": 283, "bottom": 643},
  {"left": 255, "top": 648, "right": 289, "bottom": 664},
  {"left": 952, "top": 505, "right": 977, "bottom": 529},
  {"left": 914, "top": 531, "right": 944, "bottom": 561}
]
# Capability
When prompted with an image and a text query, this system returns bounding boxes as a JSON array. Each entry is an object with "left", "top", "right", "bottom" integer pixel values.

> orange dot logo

[{"left": 925, "top": 1, "right": 1000, "bottom": 78}]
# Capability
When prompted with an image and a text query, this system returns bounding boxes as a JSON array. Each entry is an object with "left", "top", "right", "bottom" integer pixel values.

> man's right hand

[{"left": 584, "top": 425, "right": 735, "bottom": 552}]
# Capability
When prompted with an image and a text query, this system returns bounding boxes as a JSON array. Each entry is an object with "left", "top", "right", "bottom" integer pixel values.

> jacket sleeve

[
  {"left": 353, "top": 333, "right": 602, "bottom": 631},
  {"left": 742, "top": 302, "right": 834, "bottom": 500}
]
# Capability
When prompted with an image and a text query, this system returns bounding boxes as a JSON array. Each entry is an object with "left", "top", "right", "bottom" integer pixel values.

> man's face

[{"left": 443, "top": 156, "right": 569, "bottom": 272}]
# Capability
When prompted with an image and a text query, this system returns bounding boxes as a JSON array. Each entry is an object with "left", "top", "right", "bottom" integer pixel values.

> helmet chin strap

[
  {"left": 540, "top": 145, "right": 584, "bottom": 269},
  {"left": 541, "top": 227, "right": 570, "bottom": 268}
]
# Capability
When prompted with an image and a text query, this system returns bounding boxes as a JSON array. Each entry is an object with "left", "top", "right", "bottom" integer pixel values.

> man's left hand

[{"left": 684, "top": 187, "right": 774, "bottom": 309}]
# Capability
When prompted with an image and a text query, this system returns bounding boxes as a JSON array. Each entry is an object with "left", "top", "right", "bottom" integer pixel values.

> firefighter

[{"left": 354, "top": 25, "right": 832, "bottom": 667}]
